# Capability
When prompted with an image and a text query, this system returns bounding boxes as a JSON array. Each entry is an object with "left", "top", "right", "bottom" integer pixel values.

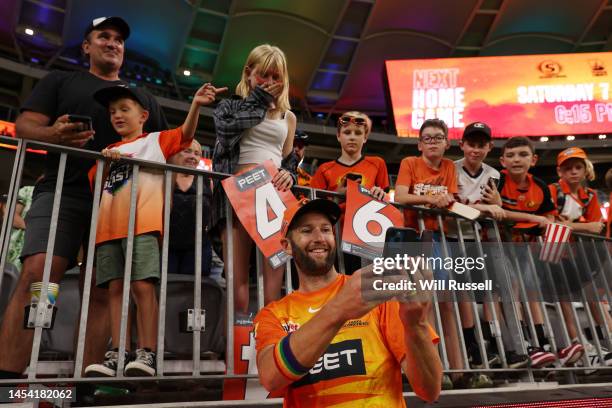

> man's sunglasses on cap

[{"left": 338, "top": 115, "right": 367, "bottom": 128}]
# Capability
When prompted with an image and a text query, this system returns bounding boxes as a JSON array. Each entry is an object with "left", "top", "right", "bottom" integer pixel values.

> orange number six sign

[{"left": 342, "top": 180, "right": 404, "bottom": 259}]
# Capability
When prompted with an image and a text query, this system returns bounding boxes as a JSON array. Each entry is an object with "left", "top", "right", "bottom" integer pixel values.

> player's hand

[
  {"left": 484, "top": 204, "right": 505, "bottom": 221},
  {"left": 193, "top": 83, "right": 227, "bottom": 106},
  {"left": 397, "top": 264, "right": 433, "bottom": 327},
  {"left": 101, "top": 148, "right": 122, "bottom": 161},
  {"left": 482, "top": 184, "right": 502, "bottom": 206},
  {"left": 370, "top": 186, "right": 386, "bottom": 201},
  {"left": 50, "top": 114, "right": 94, "bottom": 147},
  {"left": 429, "top": 194, "right": 454, "bottom": 208},
  {"left": 272, "top": 169, "right": 293, "bottom": 192},
  {"left": 328, "top": 266, "right": 388, "bottom": 322}
]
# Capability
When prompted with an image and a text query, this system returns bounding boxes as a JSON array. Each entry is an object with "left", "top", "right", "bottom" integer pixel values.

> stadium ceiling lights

[
  {"left": 598, "top": 134, "right": 607, "bottom": 139},
  {"left": 183, "top": 70, "right": 191, "bottom": 77},
  {"left": 24, "top": 28, "right": 34, "bottom": 36},
  {"left": 566, "top": 135, "right": 575, "bottom": 141}
]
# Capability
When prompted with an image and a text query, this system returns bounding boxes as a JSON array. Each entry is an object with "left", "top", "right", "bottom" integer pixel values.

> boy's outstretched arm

[{"left": 182, "top": 83, "right": 228, "bottom": 143}]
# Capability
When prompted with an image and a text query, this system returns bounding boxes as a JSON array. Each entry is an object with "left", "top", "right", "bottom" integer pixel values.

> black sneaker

[
  {"left": 468, "top": 345, "right": 501, "bottom": 369},
  {"left": 124, "top": 348, "right": 156, "bottom": 376},
  {"left": 84, "top": 349, "right": 127, "bottom": 377},
  {"left": 505, "top": 351, "right": 529, "bottom": 369}
]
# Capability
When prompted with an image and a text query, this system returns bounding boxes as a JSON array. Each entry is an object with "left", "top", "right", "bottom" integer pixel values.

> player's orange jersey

[
  {"left": 548, "top": 179, "right": 601, "bottom": 223},
  {"left": 395, "top": 156, "right": 458, "bottom": 231},
  {"left": 254, "top": 274, "right": 438, "bottom": 408},
  {"left": 310, "top": 156, "right": 389, "bottom": 192}
]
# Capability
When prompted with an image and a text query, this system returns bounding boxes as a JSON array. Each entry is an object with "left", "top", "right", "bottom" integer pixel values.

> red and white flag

[{"left": 539, "top": 223, "right": 572, "bottom": 264}]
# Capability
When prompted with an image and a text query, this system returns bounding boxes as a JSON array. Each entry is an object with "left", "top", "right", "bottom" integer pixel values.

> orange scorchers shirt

[
  {"left": 498, "top": 170, "right": 556, "bottom": 235},
  {"left": 548, "top": 179, "right": 601, "bottom": 223},
  {"left": 254, "top": 274, "right": 439, "bottom": 408},
  {"left": 310, "top": 156, "right": 389, "bottom": 192},
  {"left": 395, "top": 156, "right": 458, "bottom": 231},
  {"left": 89, "top": 128, "right": 189, "bottom": 245}
]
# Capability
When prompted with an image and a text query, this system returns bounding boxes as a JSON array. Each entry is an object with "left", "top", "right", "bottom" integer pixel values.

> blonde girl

[{"left": 212, "top": 44, "right": 296, "bottom": 312}]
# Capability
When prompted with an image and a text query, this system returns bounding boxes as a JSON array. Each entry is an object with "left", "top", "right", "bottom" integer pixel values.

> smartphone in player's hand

[
  {"left": 382, "top": 227, "right": 420, "bottom": 259},
  {"left": 68, "top": 115, "right": 93, "bottom": 132}
]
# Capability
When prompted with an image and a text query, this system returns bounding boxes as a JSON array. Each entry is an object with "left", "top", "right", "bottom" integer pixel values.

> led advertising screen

[{"left": 385, "top": 52, "right": 612, "bottom": 138}]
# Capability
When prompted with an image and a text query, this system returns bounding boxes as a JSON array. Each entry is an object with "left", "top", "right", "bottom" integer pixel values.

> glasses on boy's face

[
  {"left": 420, "top": 135, "right": 447, "bottom": 144},
  {"left": 338, "top": 115, "right": 367, "bottom": 128}
]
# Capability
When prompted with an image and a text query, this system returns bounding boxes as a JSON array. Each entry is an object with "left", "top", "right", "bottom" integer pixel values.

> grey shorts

[
  {"left": 96, "top": 234, "right": 160, "bottom": 287},
  {"left": 21, "top": 191, "right": 92, "bottom": 268}
]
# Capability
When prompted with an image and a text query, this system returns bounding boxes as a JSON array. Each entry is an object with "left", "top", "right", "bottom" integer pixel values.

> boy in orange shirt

[
  {"left": 496, "top": 136, "right": 563, "bottom": 368},
  {"left": 550, "top": 148, "right": 610, "bottom": 368},
  {"left": 310, "top": 111, "right": 389, "bottom": 274},
  {"left": 394, "top": 118, "right": 461, "bottom": 387}
]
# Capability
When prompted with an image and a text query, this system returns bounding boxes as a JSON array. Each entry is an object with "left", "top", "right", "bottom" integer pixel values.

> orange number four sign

[{"left": 222, "top": 160, "right": 298, "bottom": 268}]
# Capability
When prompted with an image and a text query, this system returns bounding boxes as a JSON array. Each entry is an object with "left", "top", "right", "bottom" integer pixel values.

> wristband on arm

[{"left": 273, "top": 333, "right": 310, "bottom": 381}]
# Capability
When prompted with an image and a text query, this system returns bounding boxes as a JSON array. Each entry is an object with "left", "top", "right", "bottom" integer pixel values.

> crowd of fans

[{"left": 0, "top": 15, "right": 610, "bottom": 405}]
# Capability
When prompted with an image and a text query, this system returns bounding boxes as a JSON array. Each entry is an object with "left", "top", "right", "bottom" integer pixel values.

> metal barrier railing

[{"left": 0, "top": 135, "right": 610, "bottom": 392}]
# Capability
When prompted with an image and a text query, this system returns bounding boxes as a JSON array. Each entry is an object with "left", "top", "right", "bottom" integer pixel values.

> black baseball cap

[
  {"left": 94, "top": 84, "right": 147, "bottom": 109},
  {"left": 294, "top": 130, "right": 309, "bottom": 146},
  {"left": 84, "top": 16, "right": 130, "bottom": 40},
  {"left": 281, "top": 198, "right": 341, "bottom": 238},
  {"left": 463, "top": 122, "right": 492, "bottom": 141}
]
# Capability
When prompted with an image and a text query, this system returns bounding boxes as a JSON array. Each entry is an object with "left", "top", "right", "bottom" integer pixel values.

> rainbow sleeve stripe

[{"left": 273, "top": 334, "right": 309, "bottom": 381}]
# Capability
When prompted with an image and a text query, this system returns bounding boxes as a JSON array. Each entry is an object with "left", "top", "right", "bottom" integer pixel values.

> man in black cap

[
  {"left": 0, "top": 16, "right": 167, "bottom": 378},
  {"left": 254, "top": 198, "right": 442, "bottom": 405}
]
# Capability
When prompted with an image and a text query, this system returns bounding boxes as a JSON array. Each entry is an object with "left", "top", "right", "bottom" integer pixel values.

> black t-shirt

[
  {"left": 21, "top": 70, "right": 168, "bottom": 198},
  {"left": 169, "top": 180, "right": 212, "bottom": 251}
]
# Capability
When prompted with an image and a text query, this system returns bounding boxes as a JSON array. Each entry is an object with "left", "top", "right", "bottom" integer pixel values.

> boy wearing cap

[
  {"left": 550, "top": 147, "right": 603, "bottom": 234},
  {"left": 549, "top": 148, "right": 609, "bottom": 367},
  {"left": 453, "top": 122, "right": 504, "bottom": 384},
  {"left": 84, "top": 82, "right": 225, "bottom": 377},
  {"left": 254, "top": 198, "right": 442, "bottom": 406}
]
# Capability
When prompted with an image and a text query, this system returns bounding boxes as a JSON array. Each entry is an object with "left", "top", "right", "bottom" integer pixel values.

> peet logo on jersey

[
  {"left": 104, "top": 162, "right": 132, "bottom": 195},
  {"left": 293, "top": 339, "right": 366, "bottom": 387},
  {"left": 235, "top": 167, "right": 272, "bottom": 192},
  {"left": 281, "top": 320, "right": 300, "bottom": 333}
]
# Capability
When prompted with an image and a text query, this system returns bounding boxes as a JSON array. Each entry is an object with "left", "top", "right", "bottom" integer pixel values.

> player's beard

[{"left": 289, "top": 238, "right": 336, "bottom": 277}]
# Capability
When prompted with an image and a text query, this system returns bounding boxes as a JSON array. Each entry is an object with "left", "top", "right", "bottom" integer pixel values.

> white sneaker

[{"left": 579, "top": 343, "right": 612, "bottom": 374}]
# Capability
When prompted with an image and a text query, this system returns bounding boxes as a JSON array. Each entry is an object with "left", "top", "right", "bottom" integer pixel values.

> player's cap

[
  {"left": 557, "top": 147, "right": 587, "bottom": 166},
  {"left": 281, "top": 198, "right": 341, "bottom": 238},
  {"left": 85, "top": 16, "right": 130, "bottom": 40},
  {"left": 463, "top": 122, "right": 492, "bottom": 141},
  {"left": 94, "top": 84, "right": 147, "bottom": 109}
]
